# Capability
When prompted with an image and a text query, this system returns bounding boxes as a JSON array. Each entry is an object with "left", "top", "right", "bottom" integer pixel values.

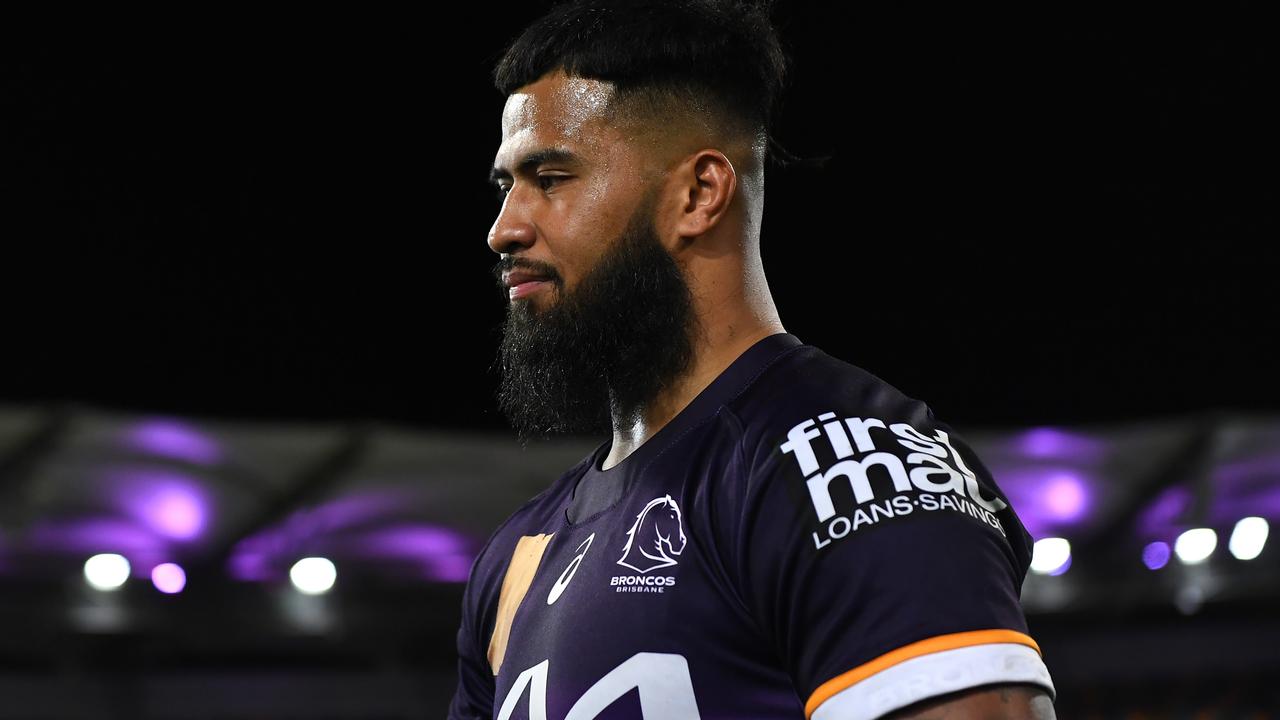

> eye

[
  {"left": 494, "top": 175, "right": 568, "bottom": 206},
  {"left": 538, "top": 174, "right": 567, "bottom": 191}
]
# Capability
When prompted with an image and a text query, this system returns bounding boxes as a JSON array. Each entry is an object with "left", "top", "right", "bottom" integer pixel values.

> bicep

[
  {"left": 731, "top": 400, "right": 1057, "bottom": 718},
  {"left": 447, "top": 619, "right": 495, "bottom": 720},
  {"left": 447, "top": 550, "right": 498, "bottom": 720},
  {"left": 883, "top": 683, "right": 1056, "bottom": 720}
]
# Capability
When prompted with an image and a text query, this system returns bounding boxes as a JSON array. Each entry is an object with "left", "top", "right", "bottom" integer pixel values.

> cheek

[{"left": 553, "top": 217, "right": 609, "bottom": 280}]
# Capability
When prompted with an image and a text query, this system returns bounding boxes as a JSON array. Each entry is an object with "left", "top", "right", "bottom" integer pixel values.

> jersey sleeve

[
  {"left": 731, "top": 399, "right": 1056, "bottom": 720},
  {"left": 447, "top": 537, "right": 498, "bottom": 719}
]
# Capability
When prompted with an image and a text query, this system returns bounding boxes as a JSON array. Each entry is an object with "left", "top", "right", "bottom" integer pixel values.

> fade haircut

[{"left": 492, "top": 0, "right": 790, "bottom": 169}]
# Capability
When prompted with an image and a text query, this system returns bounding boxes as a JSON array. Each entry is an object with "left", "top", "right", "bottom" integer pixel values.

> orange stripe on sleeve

[{"left": 804, "top": 628, "right": 1043, "bottom": 719}]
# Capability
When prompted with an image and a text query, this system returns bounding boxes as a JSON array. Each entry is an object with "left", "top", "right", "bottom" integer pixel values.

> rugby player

[{"left": 450, "top": 1, "right": 1057, "bottom": 717}]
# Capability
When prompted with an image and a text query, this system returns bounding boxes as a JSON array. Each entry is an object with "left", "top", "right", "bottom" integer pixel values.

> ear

[{"left": 671, "top": 149, "right": 737, "bottom": 242}]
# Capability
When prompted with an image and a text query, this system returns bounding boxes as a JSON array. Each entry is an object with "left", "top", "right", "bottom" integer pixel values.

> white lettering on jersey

[
  {"left": 780, "top": 414, "right": 1010, "bottom": 550},
  {"left": 496, "top": 652, "right": 701, "bottom": 720},
  {"left": 548, "top": 532, "right": 594, "bottom": 606}
]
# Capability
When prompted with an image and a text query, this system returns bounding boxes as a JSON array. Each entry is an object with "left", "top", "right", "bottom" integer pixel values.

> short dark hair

[{"left": 493, "top": 0, "right": 790, "bottom": 162}]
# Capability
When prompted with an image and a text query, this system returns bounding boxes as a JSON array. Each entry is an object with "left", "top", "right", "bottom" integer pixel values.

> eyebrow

[{"left": 488, "top": 148, "right": 582, "bottom": 186}]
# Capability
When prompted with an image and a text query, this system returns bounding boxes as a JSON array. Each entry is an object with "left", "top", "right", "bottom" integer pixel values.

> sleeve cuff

[{"left": 807, "top": 630, "right": 1055, "bottom": 720}]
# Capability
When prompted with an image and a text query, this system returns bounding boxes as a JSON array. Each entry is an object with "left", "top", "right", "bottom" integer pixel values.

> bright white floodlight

[
  {"left": 1175, "top": 528, "right": 1217, "bottom": 565},
  {"left": 1229, "top": 517, "right": 1268, "bottom": 561},
  {"left": 289, "top": 557, "right": 337, "bottom": 595},
  {"left": 1030, "top": 537, "right": 1071, "bottom": 575},
  {"left": 84, "top": 553, "right": 131, "bottom": 590}
]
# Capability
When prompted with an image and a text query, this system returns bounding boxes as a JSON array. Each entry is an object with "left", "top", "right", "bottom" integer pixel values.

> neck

[{"left": 600, "top": 313, "right": 786, "bottom": 471}]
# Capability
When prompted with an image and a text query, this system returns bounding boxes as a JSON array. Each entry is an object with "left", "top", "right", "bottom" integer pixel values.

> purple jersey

[{"left": 449, "top": 332, "right": 1055, "bottom": 720}]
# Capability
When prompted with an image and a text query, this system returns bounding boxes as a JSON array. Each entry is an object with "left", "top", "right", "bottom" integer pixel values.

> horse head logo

[{"left": 616, "top": 494, "right": 687, "bottom": 573}]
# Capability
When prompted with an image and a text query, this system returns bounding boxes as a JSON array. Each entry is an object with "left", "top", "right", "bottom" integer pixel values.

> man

[{"left": 451, "top": 1, "right": 1058, "bottom": 718}]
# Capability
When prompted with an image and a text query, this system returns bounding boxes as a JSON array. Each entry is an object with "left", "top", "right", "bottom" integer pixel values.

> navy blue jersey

[{"left": 449, "top": 332, "right": 1055, "bottom": 720}]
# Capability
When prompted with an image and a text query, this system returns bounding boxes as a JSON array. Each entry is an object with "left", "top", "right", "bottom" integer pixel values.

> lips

[
  {"left": 509, "top": 278, "right": 551, "bottom": 300},
  {"left": 504, "top": 270, "right": 552, "bottom": 288}
]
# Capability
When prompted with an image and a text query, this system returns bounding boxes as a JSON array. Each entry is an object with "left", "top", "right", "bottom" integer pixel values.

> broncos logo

[{"left": 616, "top": 494, "right": 687, "bottom": 573}]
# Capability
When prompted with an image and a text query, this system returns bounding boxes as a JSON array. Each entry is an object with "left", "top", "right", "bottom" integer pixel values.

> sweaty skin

[
  {"left": 489, "top": 68, "right": 785, "bottom": 469},
  {"left": 885, "top": 682, "right": 1057, "bottom": 719}
]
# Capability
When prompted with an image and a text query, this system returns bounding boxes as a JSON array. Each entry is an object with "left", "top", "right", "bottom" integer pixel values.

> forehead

[{"left": 497, "top": 70, "right": 619, "bottom": 158}]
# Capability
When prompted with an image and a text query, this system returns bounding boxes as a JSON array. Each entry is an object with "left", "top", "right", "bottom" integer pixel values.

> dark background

[{"left": 3, "top": 7, "right": 1274, "bottom": 432}]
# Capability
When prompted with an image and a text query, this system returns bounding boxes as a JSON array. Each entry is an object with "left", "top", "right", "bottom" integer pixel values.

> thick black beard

[{"left": 493, "top": 200, "right": 699, "bottom": 446}]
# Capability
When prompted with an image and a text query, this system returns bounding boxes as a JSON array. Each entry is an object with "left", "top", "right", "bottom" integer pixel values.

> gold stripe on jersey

[{"left": 487, "top": 532, "right": 555, "bottom": 675}]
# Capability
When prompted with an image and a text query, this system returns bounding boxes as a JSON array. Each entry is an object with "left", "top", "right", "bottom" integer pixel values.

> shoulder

[
  {"left": 724, "top": 343, "right": 934, "bottom": 472},
  {"left": 719, "top": 341, "right": 1033, "bottom": 571}
]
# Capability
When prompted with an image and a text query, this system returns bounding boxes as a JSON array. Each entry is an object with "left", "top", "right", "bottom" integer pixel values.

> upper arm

[
  {"left": 883, "top": 682, "right": 1057, "bottom": 719},
  {"left": 726, "top": 396, "right": 1057, "bottom": 719},
  {"left": 447, "top": 573, "right": 496, "bottom": 720},
  {"left": 447, "top": 532, "right": 502, "bottom": 720}
]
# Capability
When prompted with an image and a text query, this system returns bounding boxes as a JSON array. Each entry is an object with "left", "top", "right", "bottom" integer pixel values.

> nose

[{"left": 487, "top": 193, "right": 536, "bottom": 255}]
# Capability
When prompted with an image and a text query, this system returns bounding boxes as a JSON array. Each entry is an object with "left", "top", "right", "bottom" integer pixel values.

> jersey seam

[
  {"left": 696, "top": 344, "right": 808, "bottom": 630},
  {"left": 727, "top": 343, "right": 809, "bottom": 407},
  {"left": 722, "top": 343, "right": 816, "bottom": 674},
  {"left": 710, "top": 406, "right": 772, "bottom": 644}
]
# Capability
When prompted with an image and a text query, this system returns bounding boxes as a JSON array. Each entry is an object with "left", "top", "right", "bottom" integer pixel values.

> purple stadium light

[
  {"left": 339, "top": 522, "right": 475, "bottom": 583},
  {"left": 27, "top": 516, "right": 157, "bottom": 554},
  {"left": 146, "top": 486, "right": 205, "bottom": 540},
  {"left": 1143, "top": 541, "right": 1171, "bottom": 570},
  {"left": 350, "top": 523, "right": 467, "bottom": 557},
  {"left": 106, "top": 469, "right": 209, "bottom": 541},
  {"left": 430, "top": 553, "right": 475, "bottom": 583},
  {"left": 306, "top": 489, "right": 420, "bottom": 534},
  {"left": 1043, "top": 473, "right": 1089, "bottom": 522},
  {"left": 25, "top": 516, "right": 167, "bottom": 578},
  {"left": 123, "top": 419, "right": 221, "bottom": 465},
  {"left": 228, "top": 548, "right": 281, "bottom": 582},
  {"left": 151, "top": 562, "right": 187, "bottom": 593},
  {"left": 1212, "top": 452, "right": 1280, "bottom": 522},
  {"left": 1015, "top": 427, "right": 1107, "bottom": 462},
  {"left": 1137, "top": 484, "right": 1192, "bottom": 537},
  {"left": 992, "top": 466, "right": 1094, "bottom": 539},
  {"left": 228, "top": 520, "right": 300, "bottom": 582},
  {"left": 229, "top": 515, "right": 476, "bottom": 584},
  {"left": 226, "top": 500, "right": 361, "bottom": 581}
]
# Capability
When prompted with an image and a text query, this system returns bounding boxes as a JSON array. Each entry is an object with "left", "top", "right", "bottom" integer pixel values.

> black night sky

[{"left": 2, "top": 8, "right": 1275, "bottom": 432}]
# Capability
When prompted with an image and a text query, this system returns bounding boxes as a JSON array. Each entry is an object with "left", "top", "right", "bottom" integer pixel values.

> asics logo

[{"left": 547, "top": 532, "right": 594, "bottom": 605}]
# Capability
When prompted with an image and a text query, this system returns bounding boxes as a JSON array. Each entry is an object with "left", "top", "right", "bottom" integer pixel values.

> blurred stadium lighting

[
  {"left": 1175, "top": 528, "right": 1218, "bottom": 565},
  {"left": 84, "top": 553, "right": 131, "bottom": 591},
  {"left": 1142, "top": 541, "right": 1171, "bottom": 570},
  {"left": 1030, "top": 537, "right": 1071, "bottom": 575},
  {"left": 1229, "top": 517, "right": 1269, "bottom": 561},
  {"left": 289, "top": 557, "right": 337, "bottom": 595},
  {"left": 151, "top": 562, "right": 187, "bottom": 594}
]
